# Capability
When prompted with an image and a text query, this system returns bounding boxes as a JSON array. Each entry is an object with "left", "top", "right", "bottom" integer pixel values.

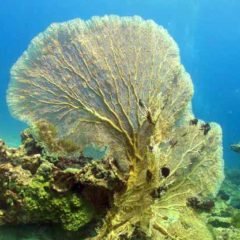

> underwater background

[{"left": 0, "top": 0, "right": 240, "bottom": 239}]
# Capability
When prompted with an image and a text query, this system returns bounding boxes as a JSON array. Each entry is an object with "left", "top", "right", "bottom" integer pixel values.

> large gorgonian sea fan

[
  {"left": 8, "top": 15, "right": 192, "bottom": 158},
  {"left": 8, "top": 16, "right": 224, "bottom": 239}
]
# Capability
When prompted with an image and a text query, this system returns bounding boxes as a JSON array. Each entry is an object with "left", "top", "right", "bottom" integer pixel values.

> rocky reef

[
  {"left": 4, "top": 16, "right": 225, "bottom": 239},
  {"left": 0, "top": 129, "right": 123, "bottom": 235},
  {"left": 201, "top": 169, "right": 240, "bottom": 240}
]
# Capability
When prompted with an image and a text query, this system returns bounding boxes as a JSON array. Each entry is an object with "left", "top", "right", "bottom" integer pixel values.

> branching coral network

[{"left": 7, "top": 16, "right": 224, "bottom": 239}]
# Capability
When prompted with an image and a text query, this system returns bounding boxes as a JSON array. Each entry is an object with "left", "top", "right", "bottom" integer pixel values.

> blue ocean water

[
  {"left": 0, "top": 1, "right": 240, "bottom": 239},
  {"left": 0, "top": 1, "right": 240, "bottom": 161}
]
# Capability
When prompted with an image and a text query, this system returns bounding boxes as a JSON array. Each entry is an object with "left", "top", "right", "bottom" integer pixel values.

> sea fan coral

[
  {"left": 7, "top": 16, "right": 192, "bottom": 159},
  {"left": 7, "top": 16, "right": 224, "bottom": 239}
]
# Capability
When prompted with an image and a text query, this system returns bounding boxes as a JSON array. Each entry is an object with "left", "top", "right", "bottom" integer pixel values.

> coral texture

[
  {"left": 7, "top": 16, "right": 224, "bottom": 239},
  {"left": 7, "top": 15, "right": 192, "bottom": 159}
]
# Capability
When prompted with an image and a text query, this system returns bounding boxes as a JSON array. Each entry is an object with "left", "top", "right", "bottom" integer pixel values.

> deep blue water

[{"left": 0, "top": 0, "right": 240, "bottom": 168}]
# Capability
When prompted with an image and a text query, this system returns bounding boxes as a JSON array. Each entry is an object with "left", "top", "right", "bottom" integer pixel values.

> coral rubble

[{"left": 5, "top": 16, "right": 224, "bottom": 239}]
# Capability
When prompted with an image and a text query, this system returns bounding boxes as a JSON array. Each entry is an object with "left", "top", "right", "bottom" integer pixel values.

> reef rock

[{"left": 0, "top": 134, "right": 121, "bottom": 232}]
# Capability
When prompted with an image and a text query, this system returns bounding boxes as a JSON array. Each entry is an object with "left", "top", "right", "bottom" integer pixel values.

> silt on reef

[{"left": 5, "top": 16, "right": 225, "bottom": 239}]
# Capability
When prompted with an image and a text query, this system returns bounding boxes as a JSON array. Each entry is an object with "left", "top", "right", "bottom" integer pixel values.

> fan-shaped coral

[
  {"left": 7, "top": 16, "right": 224, "bottom": 239},
  {"left": 7, "top": 16, "right": 193, "bottom": 159}
]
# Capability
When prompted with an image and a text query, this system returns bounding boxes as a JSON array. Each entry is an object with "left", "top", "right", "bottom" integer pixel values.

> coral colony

[{"left": 2, "top": 16, "right": 224, "bottom": 239}]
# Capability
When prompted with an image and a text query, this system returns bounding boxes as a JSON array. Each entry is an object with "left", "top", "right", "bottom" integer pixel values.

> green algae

[
  {"left": 231, "top": 212, "right": 240, "bottom": 228},
  {"left": 21, "top": 171, "right": 94, "bottom": 231},
  {"left": 0, "top": 158, "right": 94, "bottom": 232}
]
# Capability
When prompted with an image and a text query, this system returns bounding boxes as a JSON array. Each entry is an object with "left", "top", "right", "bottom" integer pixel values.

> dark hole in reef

[
  {"left": 0, "top": 199, "right": 9, "bottom": 210},
  {"left": 71, "top": 183, "right": 85, "bottom": 193},
  {"left": 130, "top": 224, "right": 151, "bottom": 240},
  {"left": 161, "top": 167, "right": 170, "bottom": 178},
  {"left": 82, "top": 185, "right": 113, "bottom": 213}
]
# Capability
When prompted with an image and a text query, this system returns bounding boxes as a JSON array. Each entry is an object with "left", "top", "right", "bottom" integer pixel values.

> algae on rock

[
  {"left": 0, "top": 135, "right": 120, "bottom": 233},
  {"left": 7, "top": 16, "right": 224, "bottom": 239},
  {"left": 0, "top": 140, "right": 94, "bottom": 231}
]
